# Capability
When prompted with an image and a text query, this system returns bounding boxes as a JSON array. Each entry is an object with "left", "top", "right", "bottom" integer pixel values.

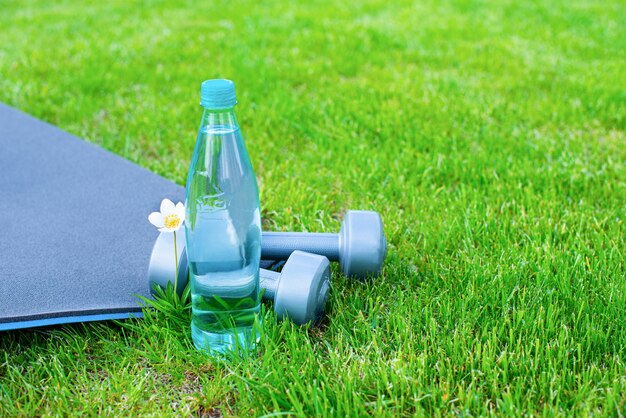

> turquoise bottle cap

[{"left": 200, "top": 79, "right": 237, "bottom": 109}]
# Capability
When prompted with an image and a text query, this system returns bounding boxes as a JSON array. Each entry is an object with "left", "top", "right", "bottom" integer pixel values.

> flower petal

[
  {"left": 160, "top": 198, "right": 175, "bottom": 215},
  {"left": 175, "top": 202, "right": 186, "bottom": 220},
  {"left": 148, "top": 212, "right": 164, "bottom": 228},
  {"left": 158, "top": 227, "right": 173, "bottom": 233}
]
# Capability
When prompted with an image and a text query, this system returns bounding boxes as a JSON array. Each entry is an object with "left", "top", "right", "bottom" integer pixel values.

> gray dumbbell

[
  {"left": 259, "top": 250, "right": 330, "bottom": 325},
  {"left": 148, "top": 232, "right": 330, "bottom": 325},
  {"left": 262, "top": 210, "right": 387, "bottom": 279}
]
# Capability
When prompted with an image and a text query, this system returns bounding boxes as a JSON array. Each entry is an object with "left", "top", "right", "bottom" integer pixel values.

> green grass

[{"left": 1, "top": 0, "right": 625, "bottom": 415}]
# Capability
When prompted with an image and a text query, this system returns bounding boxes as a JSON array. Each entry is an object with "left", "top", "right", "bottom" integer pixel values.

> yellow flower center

[{"left": 163, "top": 214, "right": 181, "bottom": 229}]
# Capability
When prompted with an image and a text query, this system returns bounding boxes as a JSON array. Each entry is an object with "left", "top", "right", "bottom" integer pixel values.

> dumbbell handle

[
  {"left": 262, "top": 232, "right": 340, "bottom": 261},
  {"left": 259, "top": 269, "right": 280, "bottom": 301}
]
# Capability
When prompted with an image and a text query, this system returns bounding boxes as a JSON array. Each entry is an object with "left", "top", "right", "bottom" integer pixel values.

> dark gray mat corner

[{"left": 0, "top": 103, "right": 184, "bottom": 331}]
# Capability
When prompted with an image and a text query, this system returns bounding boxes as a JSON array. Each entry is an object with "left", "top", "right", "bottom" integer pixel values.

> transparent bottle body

[{"left": 184, "top": 108, "right": 261, "bottom": 354}]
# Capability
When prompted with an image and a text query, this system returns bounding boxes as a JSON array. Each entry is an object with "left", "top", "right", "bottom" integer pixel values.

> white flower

[{"left": 148, "top": 199, "right": 185, "bottom": 233}]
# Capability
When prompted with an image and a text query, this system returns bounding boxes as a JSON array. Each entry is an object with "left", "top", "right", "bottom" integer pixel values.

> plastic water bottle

[{"left": 184, "top": 79, "right": 261, "bottom": 354}]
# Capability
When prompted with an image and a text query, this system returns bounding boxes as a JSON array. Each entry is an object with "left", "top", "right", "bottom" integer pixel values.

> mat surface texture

[{"left": 0, "top": 103, "right": 184, "bottom": 330}]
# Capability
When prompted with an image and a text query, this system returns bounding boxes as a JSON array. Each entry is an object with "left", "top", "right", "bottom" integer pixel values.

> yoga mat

[{"left": 0, "top": 103, "right": 184, "bottom": 331}]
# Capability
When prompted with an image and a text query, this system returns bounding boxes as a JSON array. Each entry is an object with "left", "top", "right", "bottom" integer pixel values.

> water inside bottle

[{"left": 187, "top": 204, "right": 261, "bottom": 354}]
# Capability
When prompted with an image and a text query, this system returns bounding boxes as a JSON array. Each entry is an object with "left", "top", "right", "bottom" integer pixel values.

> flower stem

[{"left": 173, "top": 230, "right": 179, "bottom": 298}]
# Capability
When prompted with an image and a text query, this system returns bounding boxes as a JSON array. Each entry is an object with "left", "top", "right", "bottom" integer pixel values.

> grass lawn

[{"left": 1, "top": 0, "right": 625, "bottom": 415}]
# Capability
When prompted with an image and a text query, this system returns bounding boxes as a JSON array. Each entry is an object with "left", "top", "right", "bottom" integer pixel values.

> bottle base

[{"left": 191, "top": 322, "right": 261, "bottom": 356}]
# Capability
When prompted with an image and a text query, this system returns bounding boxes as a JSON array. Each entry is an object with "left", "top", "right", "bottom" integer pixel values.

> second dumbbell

[{"left": 262, "top": 210, "right": 387, "bottom": 279}]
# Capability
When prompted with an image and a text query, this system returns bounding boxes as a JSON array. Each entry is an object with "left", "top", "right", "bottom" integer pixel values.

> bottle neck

[{"left": 200, "top": 107, "right": 239, "bottom": 131}]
